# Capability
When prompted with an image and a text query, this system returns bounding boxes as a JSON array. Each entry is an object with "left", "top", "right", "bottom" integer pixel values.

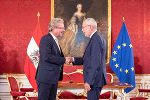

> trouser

[
  {"left": 37, "top": 81, "right": 58, "bottom": 100},
  {"left": 87, "top": 86, "right": 102, "bottom": 100}
]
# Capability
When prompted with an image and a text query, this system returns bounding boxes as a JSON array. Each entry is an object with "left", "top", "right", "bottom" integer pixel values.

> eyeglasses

[
  {"left": 82, "top": 25, "right": 90, "bottom": 29},
  {"left": 56, "top": 26, "right": 65, "bottom": 30}
]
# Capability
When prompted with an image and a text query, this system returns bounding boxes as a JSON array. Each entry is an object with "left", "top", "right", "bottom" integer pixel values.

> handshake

[{"left": 65, "top": 57, "right": 74, "bottom": 64}]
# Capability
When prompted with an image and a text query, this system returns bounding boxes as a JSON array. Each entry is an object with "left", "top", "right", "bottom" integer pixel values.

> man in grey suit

[
  {"left": 70, "top": 18, "right": 107, "bottom": 100},
  {"left": 35, "top": 18, "right": 70, "bottom": 100}
]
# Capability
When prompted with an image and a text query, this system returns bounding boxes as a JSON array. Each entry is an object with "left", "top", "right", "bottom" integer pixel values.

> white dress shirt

[
  {"left": 50, "top": 32, "right": 61, "bottom": 51},
  {"left": 90, "top": 30, "right": 97, "bottom": 38}
]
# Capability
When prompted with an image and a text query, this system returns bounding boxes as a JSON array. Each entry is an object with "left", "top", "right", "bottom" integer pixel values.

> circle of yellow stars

[{"left": 111, "top": 43, "right": 134, "bottom": 74}]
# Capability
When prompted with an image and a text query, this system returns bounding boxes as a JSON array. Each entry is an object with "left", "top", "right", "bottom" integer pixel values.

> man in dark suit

[
  {"left": 35, "top": 18, "right": 70, "bottom": 100},
  {"left": 71, "top": 18, "right": 107, "bottom": 100}
]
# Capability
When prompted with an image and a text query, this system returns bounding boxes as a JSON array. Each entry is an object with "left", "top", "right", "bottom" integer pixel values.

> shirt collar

[
  {"left": 50, "top": 32, "right": 58, "bottom": 41},
  {"left": 90, "top": 30, "right": 97, "bottom": 38}
]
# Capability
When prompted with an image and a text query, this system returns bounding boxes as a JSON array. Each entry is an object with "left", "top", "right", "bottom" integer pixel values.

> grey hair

[
  {"left": 48, "top": 18, "right": 64, "bottom": 32},
  {"left": 84, "top": 18, "right": 97, "bottom": 30}
]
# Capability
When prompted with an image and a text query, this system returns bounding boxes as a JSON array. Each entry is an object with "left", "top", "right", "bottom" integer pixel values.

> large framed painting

[{"left": 51, "top": 0, "right": 111, "bottom": 63}]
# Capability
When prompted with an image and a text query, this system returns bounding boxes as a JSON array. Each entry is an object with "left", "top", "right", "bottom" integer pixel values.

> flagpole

[
  {"left": 37, "top": 11, "right": 40, "bottom": 22},
  {"left": 123, "top": 17, "right": 125, "bottom": 22}
]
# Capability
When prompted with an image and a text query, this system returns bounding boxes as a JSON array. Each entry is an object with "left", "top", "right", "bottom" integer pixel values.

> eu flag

[{"left": 110, "top": 22, "right": 135, "bottom": 93}]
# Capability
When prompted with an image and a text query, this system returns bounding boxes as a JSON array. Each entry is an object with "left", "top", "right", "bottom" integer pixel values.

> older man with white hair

[{"left": 71, "top": 18, "right": 107, "bottom": 100}]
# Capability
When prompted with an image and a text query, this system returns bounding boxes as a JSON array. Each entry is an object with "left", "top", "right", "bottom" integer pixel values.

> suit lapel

[
  {"left": 83, "top": 32, "right": 97, "bottom": 58},
  {"left": 48, "top": 34, "right": 61, "bottom": 55},
  {"left": 84, "top": 32, "right": 96, "bottom": 52},
  {"left": 83, "top": 37, "right": 92, "bottom": 58}
]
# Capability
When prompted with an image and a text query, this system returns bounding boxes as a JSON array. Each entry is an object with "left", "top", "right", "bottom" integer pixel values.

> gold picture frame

[{"left": 51, "top": 0, "right": 111, "bottom": 63}]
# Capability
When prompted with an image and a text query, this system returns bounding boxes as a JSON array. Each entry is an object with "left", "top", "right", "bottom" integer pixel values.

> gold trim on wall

[
  {"left": 107, "top": 0, "right": 111, "bottom": 63},
  {"left": 51, "top": 0, "right": 54, "bottom": 19},
  {"left": 51, "top": 0, "right": 111, "bottom": 63}
]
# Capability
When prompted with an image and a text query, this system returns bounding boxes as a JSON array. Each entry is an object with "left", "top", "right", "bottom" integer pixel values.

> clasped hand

[{"left": 65, "top": 57, "right": 73, "bottom": 64}]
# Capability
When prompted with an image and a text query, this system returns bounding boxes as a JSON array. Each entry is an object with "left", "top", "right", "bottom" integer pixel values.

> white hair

[
  {"left": 48, "top": 18, "right": 64, "bottom": 32},
  {"left": 84, "top": 18, "right": 97, "bottom": 30}
]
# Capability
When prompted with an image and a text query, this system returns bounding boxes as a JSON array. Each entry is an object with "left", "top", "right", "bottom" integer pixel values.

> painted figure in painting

[
  {"left": 60, "top": 4, "right": 89, "bottom": 57},
  {"left": 73, "top": 4, "right": 86, "bottom": 46}
]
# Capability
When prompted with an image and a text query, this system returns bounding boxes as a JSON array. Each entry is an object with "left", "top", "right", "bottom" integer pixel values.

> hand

[
  {"left": 65, "top": 57, "right": 70, "bottom": 64},
  {"left": 65, "top": 57, "right": 73, "bottom": 64},
  {"left": 84, "top": 83, "right": 91, "bottom": 92}
]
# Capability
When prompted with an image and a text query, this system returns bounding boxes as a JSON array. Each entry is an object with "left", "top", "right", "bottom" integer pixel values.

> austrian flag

[
  {"left": 27, "top": 37, "right": 39, "bottom": 68},
  {"left": 24, "top": 21, "right": 43, "bottom": 90}
]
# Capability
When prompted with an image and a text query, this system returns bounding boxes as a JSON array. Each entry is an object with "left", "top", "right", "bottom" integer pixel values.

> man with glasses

[
  {"left": 70, "top": 18, "right": 107, "bottom": 100},
  {"left": 35, "top": 18, "right": 70, "bottom": 100}
]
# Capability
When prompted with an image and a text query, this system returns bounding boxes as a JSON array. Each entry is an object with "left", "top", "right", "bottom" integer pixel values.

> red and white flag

[{"left": 24, "top": 22, "right": 43, "bottom": 90}]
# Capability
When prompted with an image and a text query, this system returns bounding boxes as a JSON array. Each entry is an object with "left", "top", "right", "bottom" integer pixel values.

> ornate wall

[
  {"left": 0, "top": 0, "right": 150, "bottom": 100},
  {"left": 0, "top": 0, "right": 50, "bottom": 73},
  {"left": 0, "top": 0, "right": 150, "bottom": 74},
  {"left": 111, "top": 0, "right": 150, "bottom": 74}
]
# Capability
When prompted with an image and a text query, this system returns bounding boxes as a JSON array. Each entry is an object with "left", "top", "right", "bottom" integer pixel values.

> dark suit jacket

[
  {"left": 73, "top": 32, "right": 107, "bottom": 87},
  {"left": 35, "top": 33, "right": 65, "bottom": 84}
]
